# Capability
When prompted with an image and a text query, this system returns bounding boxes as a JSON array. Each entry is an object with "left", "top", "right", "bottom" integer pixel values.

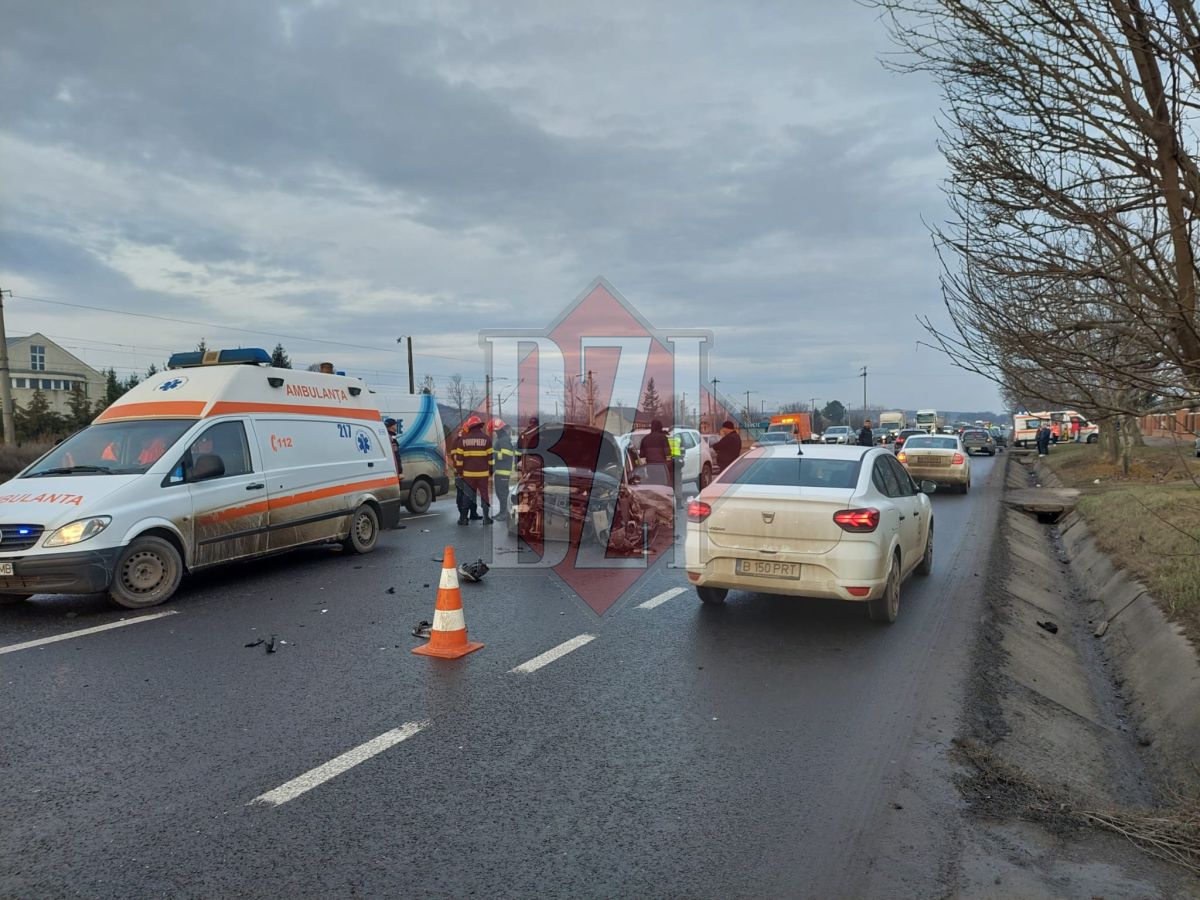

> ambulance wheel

[
  {"left": 405, "top": 478, "right": 433, "bottom": 514},
  {"left": 110, "top": 537, "right": 182, "bottom": 609},
  {"left": 344, "top": 504, "right": 380, "bottom": 554}
]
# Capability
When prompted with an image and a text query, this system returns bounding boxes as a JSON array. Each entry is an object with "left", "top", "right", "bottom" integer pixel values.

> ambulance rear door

[{"left": 255, "top": 416, "right": 387, "bottom": 551}]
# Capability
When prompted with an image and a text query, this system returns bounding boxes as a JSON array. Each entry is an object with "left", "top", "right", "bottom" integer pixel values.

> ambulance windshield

[{"left": 26, "top": 420, "right": 196, "bottom": 477}]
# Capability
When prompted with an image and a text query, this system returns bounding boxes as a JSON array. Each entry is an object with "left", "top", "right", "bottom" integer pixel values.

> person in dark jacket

[
  {"left": 713, "top": 420, "right": 742, "bottom": 471},
  {"left": 384, "top": 417, "right": 403, "bottom": 482},
  {"left": 640, "top": 419, "right": 671, "bottom": 465},
  {"left": 453, "top": 416, "right": 494, "bottom": 524},
  {"left": 858, "top": 419, "right": 875, "bottom": 447}
]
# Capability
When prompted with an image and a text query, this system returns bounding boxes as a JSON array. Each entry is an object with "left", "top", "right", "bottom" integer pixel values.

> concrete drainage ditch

[{"left": 953, "top": 451, "right": 1200, "bottom": 892}]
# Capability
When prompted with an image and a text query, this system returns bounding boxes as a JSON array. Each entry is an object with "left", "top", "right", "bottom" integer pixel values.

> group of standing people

[
  {"left": 448, "top": 415, "right": 518, "bottom": 526},
  {"left": 1035, "top": 422, "right": 1053, "bottom": 456}
]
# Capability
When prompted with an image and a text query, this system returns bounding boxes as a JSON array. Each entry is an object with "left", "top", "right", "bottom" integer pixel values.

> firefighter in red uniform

[{"left": 453, "top": 415, "right": 495, "bottom": 525}]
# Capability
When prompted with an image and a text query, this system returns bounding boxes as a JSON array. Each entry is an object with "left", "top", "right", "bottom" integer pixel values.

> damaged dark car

[{"left": 507, "top": 424, "right": 674, "bottom": 555}]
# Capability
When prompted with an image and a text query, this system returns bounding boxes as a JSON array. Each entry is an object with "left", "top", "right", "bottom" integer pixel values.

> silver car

[{"left": 822, "top": 426, "right": 853, "bottom": 444}]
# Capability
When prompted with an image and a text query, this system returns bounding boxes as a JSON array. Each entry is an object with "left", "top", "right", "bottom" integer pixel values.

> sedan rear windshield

[
  {"left": 718, "top": 455, "right": 862, "bottom": 489},
  {"left": 902, "top": 436, "right": 959, "bottom": 450},
  {"left": 962, "top": 431, "right": 989, "bottom": 440}
]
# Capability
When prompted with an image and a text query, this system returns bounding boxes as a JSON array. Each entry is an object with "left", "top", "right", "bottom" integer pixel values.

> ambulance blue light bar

[{"left": 167, "top": 348, "right": 273, "bottom": 369}]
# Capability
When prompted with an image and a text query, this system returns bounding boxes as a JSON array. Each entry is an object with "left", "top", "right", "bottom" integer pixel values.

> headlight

[{"left": 44, "top": 517, "right": 112, "bottom": 548}]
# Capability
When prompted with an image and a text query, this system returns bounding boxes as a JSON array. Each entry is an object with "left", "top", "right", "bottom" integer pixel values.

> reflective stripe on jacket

[
  {"left": 494, "top": 445, "right": 515, "bottom": 477},
  {"left": 458, "top": 431, "right": 494, "bottom": 478}
]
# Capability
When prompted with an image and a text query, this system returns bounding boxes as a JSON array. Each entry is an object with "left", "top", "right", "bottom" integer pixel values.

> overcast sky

[{"left": 1, "top": 0, "right": 1004, "bottom": 416}]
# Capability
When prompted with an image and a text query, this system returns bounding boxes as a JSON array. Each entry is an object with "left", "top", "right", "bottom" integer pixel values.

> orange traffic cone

[{"left": 412, "top": 546, "right": 484, "bottom": 659}]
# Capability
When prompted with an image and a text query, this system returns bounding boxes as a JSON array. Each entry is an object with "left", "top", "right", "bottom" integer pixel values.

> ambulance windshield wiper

[{"left": 29, "top": 465, "right": 115, "bottom": 476}]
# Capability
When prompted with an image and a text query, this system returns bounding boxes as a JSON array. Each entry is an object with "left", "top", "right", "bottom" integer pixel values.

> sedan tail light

[
  {"left": 833, "top": 507, "right": 880, "bottom": 533},
  {"left": 687, "top": 500, "right": 712, "bottom": 522},
  {"left": 896, "top": 451, "right": 907, "bottom": 463},
  {"left": 952, "top": 453, "right": 965, "bottom": 465}
]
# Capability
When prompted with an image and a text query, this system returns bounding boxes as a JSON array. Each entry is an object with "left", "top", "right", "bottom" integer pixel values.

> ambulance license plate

[
  {"left": 0, "top": 563, "right": 14, "bottom": 576},
  {"left": 736, "top": 559, "right": 800, "bottom": 579}
]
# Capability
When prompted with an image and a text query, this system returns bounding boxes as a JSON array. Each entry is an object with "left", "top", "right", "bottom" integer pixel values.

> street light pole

[{"left": 860, "top": 366, "right": 868, "bottom": 424}]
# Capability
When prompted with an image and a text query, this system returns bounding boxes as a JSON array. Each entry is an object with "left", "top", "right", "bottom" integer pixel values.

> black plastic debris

[
  {"left": 1036, "top": 620, "right": 1059, "bottom": 634},
  {"left": 267, "top": 634, "right": 279, "bottom": 653},
  {"left": 411, "top": 620, "right": 432, "bottom": 639},
  {"left": 386, "top": 587, "right": 396, "bottom": 594},
  {"left": 244, "top": 638, "right": 265, "bottom": 648},
  {"left": 457, "top": 558, "right": 490, "bottom": 583}
]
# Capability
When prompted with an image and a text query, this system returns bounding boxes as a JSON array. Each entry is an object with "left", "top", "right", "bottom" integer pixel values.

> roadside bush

[{"left": 0, "top": 443, "right": 51, "bottom": 482}]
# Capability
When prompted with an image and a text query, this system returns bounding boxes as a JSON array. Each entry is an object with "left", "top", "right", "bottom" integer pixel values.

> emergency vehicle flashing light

[{"left": 167, "top": 348, "right": 273, "bottom": 369}]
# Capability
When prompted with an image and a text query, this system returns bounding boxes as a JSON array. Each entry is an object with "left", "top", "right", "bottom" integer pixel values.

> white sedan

[{"left": 684, "top": 444, "right": 935, "bottom": 623}]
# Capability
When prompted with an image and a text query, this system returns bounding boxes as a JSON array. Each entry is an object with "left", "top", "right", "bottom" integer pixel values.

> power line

[{"left": 10, "top": 293, "right": 482, "bottom": 364}]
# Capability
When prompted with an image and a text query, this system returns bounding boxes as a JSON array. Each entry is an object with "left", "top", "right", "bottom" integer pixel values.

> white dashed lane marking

[
  {"left": 509, "top": 634, "right": 596, "bottom": 674},
  {"left": 0, "top": 610, "right": 180, "bottom": 656},
  {"left": 251, "top": 721, "right": 430, "bottom": 807},
  {"left": 637, "top": 587, "right": 686, "bottom": 610}
]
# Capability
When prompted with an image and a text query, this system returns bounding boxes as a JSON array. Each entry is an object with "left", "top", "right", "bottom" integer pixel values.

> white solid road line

[
  {"left": 509, "top": 633, "right": 596, "bottom": 675},
  {"left": 252, "top": 721, "right": 429, "bottom": 807},
  {"left": 637, "top": 587, "right": 687, "bottom": 610},
  {"left": 0, "top": 610, "right": 180, "bottom": 656}
]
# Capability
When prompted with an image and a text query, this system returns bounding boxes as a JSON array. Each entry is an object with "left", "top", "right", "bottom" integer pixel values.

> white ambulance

[{"left": 0, "top": 348, "right": 403, "bottom": 609}]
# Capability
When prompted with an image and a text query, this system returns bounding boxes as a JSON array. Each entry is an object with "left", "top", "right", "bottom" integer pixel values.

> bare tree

[
  {"left": 871, "top": 0, "right": 1200, "bottom": 443},
  {"left": 418, "top": 374, "right": 435, "bottom": 396},
  {"left": 466, "top": 381, "right": 484, "bottom": 416},
  {"left": 446, "top": 374, "right": 467, "bottom": 419}
]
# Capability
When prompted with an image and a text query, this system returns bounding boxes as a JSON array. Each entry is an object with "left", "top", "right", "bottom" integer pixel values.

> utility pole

[
  {"left": 710, "top": 378, "right": 720, "bottom": 423},
  {"left": 485, "top": 374, "right": 492, "bottom": 421},
  {"left": 860, "top": 366, "right": 868, "bottom": 424},
  {"left": 0, "top": 288, "right": 14, "bottom": 444},
  {"left": 744, "top": 389, "right": 756, "bottom": 425},
  {"left": 397, "top": 335, "right": 416, "bottom": 393},
  {"left": 585, "top": 369, "right": 596, "bottom": 425}
]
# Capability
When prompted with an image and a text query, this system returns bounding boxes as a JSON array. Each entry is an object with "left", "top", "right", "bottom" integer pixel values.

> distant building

[
  {"left": 593, "top": 405, "right": 640, "bottom": 435},
  {"left": 6, "top": 333, "right": 105, "bottom": 416}
]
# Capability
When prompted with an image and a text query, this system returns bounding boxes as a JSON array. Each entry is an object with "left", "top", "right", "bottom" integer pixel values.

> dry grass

[
  {"left": 1040, "top": 440, "right": 1200, "bottom": 487},
  {"left": 957, "top": 738, "right": 1200, "bottom": 876},
  {"left": 0, "top": 443, "right": 51, "bottom": 482},
  {"left": 1037, "top": 442, "right": 1200, "bottom": 646}
]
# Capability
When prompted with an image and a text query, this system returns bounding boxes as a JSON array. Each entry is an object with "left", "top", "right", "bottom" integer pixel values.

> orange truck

[{"left": 767, "top": 413, "right": 813, "bottom": 442}]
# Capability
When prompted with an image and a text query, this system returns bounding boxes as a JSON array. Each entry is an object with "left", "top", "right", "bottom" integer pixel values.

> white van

[
  {"left": 0, "top": 348, "right": 403, "bottom": 609},
  {"left": 371, "top": 391, "right": 449, "bottom": 513}
]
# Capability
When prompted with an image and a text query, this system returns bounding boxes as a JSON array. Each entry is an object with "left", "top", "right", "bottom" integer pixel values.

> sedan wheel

[
  {"left": 868, "top": 555, "right": 901, "bottom": 624},
  {"left": 916, "top": 524, "right": 933, "bottom": 576}
]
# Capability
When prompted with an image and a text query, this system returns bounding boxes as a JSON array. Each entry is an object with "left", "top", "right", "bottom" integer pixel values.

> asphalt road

[{"left": 0, "top": 454, "right": 1004, "bottom": 898}]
